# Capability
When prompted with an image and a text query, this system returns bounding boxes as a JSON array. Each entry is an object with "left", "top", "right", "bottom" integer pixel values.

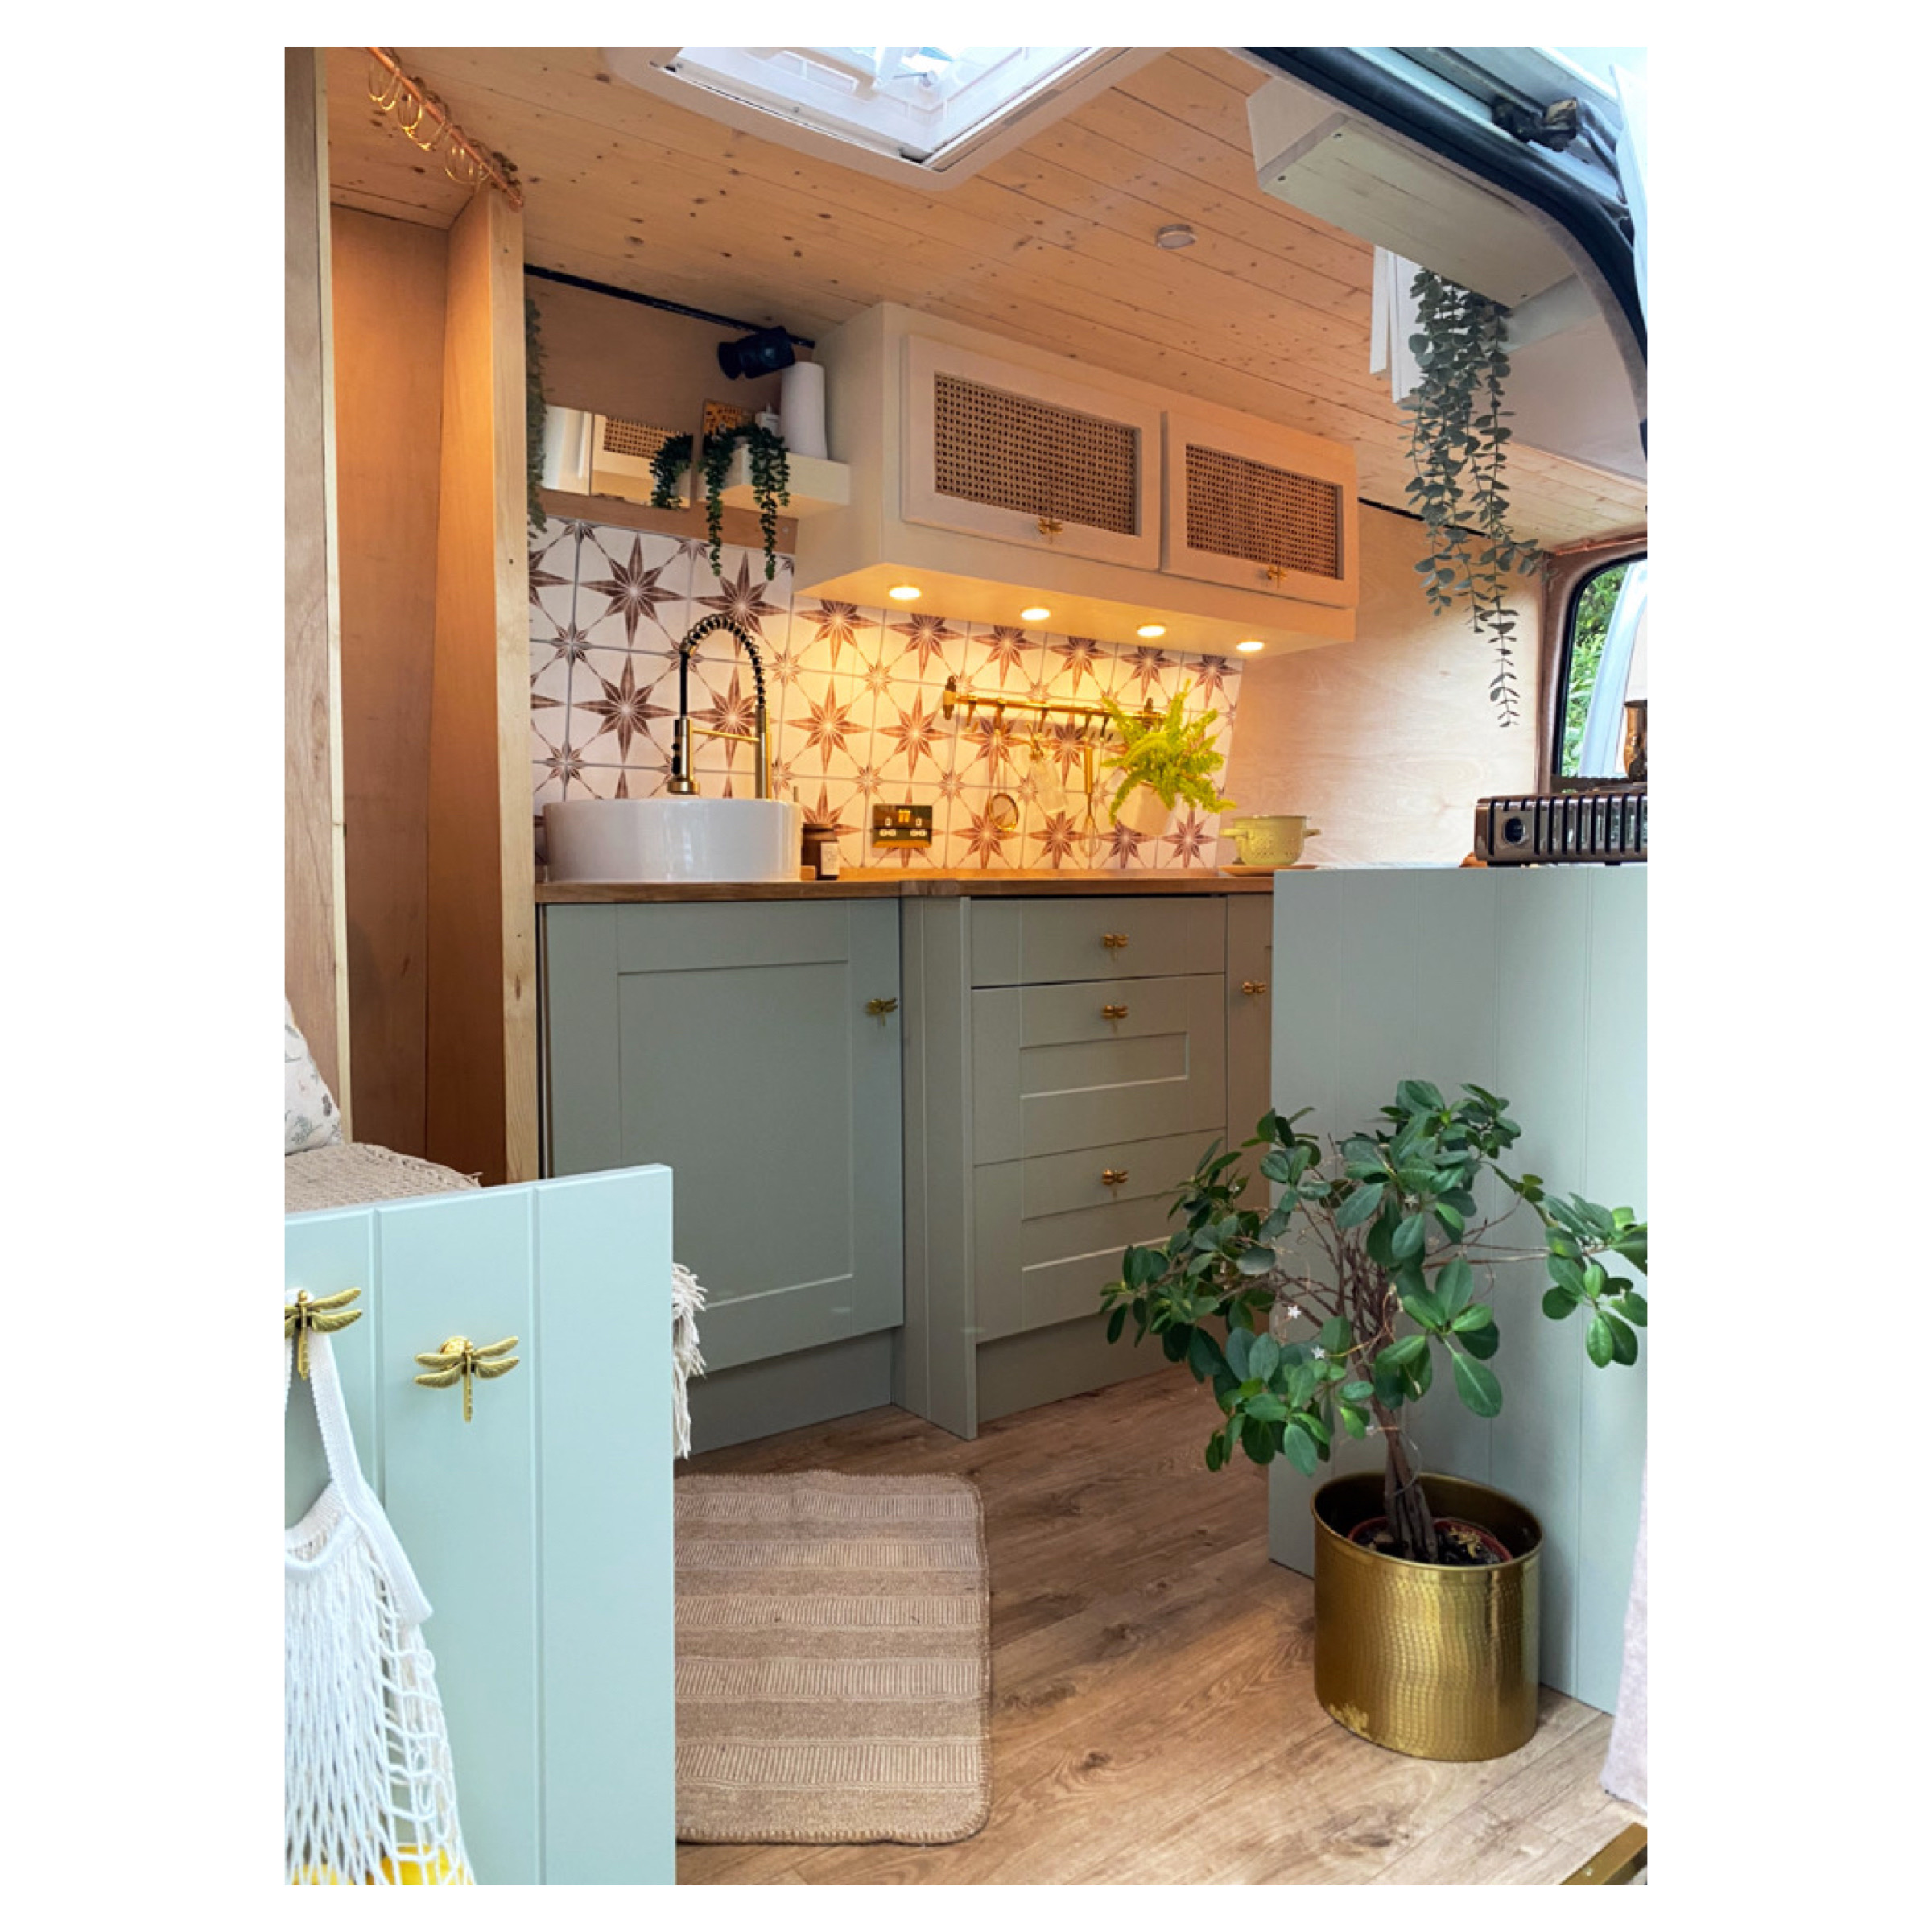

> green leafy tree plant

[
  {"left": 650, "top": 423, "right": 791, "bottom": 581},
  {"left": 1402, "top": 269, "right": 1542, "bottom": 727},
  {"left": 1101, "top": 1082, "right": 1647, "bottom": 1563},
  {"left": 1099, "top": 684, "right": 1235, "bottom": 819}
]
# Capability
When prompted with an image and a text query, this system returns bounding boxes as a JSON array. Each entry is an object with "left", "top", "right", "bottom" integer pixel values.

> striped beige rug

[{"left": 674, "top": 1472, "right": 991, "bottom": 1845}]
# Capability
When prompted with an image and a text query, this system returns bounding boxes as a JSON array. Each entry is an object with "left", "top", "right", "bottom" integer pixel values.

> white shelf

[{"left": 716, "top": 448, "right": 849, "bottom": 518}]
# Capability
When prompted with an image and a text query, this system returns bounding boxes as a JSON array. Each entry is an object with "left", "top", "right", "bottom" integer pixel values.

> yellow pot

[{"left": 1311, "top": 1472, "right": 1542, "bottom": 1761}]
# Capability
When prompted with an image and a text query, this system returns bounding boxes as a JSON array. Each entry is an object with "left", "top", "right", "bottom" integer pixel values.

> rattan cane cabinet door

[{"left": 902, "top": 335, "right": 1162, "bottom": 568}]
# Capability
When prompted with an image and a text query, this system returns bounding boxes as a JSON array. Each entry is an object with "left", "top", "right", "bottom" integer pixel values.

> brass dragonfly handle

[
  {"left": 1242, "top": 980, "right": 1269, "bottom": 997},
  {"left": 284, "top": 1287, "right": 363, "bottom": 1382},
  {"left": 1101, "top": 1168, "right": 1129, "bottom": 1189},
  {"left": 1101, "top": 932, "right": 1129, "bottom": 949},
  {"left": 415, "top": 1335, "right": 521, "bottom": 1422},
  {"left": 1101, "top": 1003, "right": 1129, "bottom": 1021},
  {"left": 866, "top": 997, "right": 898, "bottom": 1018}
]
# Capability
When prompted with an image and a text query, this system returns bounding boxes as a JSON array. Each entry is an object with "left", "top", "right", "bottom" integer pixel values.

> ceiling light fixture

[
  {"left": 888, "top": 584, "right": 923, "bottom": 601},
  {"left": 1020, "top": 605, "right": 1051, "bottom": 623},
  {"left": 1154, "top": 224, "right": 1196, "bottom": 250},
  {"left": 1236, "top": 638, "right": 1265, "bottom": 654},
  {"left": 1135, "top": 623, "right": 1166, "bottom": 638}
]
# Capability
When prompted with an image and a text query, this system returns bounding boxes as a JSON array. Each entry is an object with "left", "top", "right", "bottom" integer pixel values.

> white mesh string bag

[{"left": 285, "top": 1327, "right": 474, "bottom": 1885}]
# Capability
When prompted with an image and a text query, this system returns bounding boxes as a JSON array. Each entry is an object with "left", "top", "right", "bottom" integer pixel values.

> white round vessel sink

[{"left": 544, "top": 797, "right": 803, "bottom": 884}]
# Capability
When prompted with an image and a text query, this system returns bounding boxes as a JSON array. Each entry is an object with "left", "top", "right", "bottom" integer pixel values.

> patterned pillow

[{"left": 285, "top": 998, "right": 344, "bottom": 1154}]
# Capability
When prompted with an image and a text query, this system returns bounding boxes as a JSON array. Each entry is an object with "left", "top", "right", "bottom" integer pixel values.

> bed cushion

[
  {"left": 285, "top": 1141, "right": 480, "bottom": 1214},
  {"left": 284, "top": 998, "right": 344, "bottom": 1154}
]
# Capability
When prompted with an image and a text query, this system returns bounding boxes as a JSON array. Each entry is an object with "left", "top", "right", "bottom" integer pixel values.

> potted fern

[
  {"left": 1100, "top": 1082, "right": 1646, "bottom": 1760},
  {"left": 1100, "top": 685, "right": 1234, "bottom": 834}
]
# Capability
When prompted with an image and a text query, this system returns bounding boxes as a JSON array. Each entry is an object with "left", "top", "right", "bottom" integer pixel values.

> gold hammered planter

[{"left": 1311, "top": 1472, "right": 1542, "bottom": 1761}]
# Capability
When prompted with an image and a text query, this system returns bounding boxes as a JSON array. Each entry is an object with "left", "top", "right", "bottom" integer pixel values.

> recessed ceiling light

[
  {"left": 1154, "top": 224, "right": 1196, "bottom": 250},
  {"left": 1236, "top": 638, "right": 1265, "bottom": 654},
  {"left": 888, "top": 584, "right": 922, "bottom": 601},
  {"left": 1020, "top": 605, "right": 1051, "bottom": 623},
  {"left": 1136, "top": 623, "right": 1166, "bottom": 639}
]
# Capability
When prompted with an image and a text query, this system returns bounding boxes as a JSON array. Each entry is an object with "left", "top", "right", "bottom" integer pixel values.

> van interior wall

[
  {"left": 528, "top": 273, "right": 786, "bottom": 432},
  {"left": 527, "top": 274, "right": 797, "bottom": 555},
  {"left": 330, "top": 205, "right": 448, "bottom": 1158},
  {"left": 1222, "top": 504, "right": 1539, "bottom": 865}
]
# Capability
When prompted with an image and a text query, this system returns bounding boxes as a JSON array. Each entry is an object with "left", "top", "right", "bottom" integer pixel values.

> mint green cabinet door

[
  {"left": 543, "top": 902, "right": 904, "bottom": 1373},
  {"left": 1227, "top": 894, "right": 1274, "bottom": 1185},
  {"left": 284, "top": 1170, "right": 675, "bottom": 1885}
]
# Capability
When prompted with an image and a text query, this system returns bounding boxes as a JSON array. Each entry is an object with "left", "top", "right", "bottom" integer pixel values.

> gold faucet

[{"left": 667, "top": 614, "right": 772, "bottom": 799}]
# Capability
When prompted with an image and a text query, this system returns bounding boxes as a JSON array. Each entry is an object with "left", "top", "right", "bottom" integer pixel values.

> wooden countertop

[{"left": 535, "top": 868, "right": 1292, "bottom": 904}]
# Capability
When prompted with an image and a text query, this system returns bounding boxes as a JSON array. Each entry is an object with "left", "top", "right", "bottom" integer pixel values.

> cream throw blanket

[{"left": 671, "top": 1261, "right": 707, "bottom": 1459}]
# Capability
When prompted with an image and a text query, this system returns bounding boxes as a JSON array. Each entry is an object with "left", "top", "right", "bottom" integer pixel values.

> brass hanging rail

[
  {"left": 365, "top": 47, "right": 525, "bottom": 210},
  {"left": 940, "top": 675, "right": 1150, "bottom": 732}
]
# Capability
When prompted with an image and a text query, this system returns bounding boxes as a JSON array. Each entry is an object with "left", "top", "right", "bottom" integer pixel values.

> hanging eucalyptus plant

[
  {"left": 650, "top": 423, "right": 791, "bottom": 581},
  {"left": 1402, "top": 269, "right": 1541, "bottom": 725}
]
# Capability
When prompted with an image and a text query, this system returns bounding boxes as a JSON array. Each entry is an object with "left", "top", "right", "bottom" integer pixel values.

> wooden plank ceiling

[{"left": 325, "top": 46, "right": 1646, "bottom": 547}]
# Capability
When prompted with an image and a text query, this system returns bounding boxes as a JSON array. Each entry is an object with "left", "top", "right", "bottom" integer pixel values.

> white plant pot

[{"left": 1113, "top": 786, "right": 1171, "bottom": 838}]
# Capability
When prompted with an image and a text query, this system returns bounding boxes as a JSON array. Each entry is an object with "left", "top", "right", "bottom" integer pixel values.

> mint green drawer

[
  {"left": 971, "top": 897, "right": 1227, "bottom": 987},
  {"left": 972, "top": 1129, "right": 1215, "bottom": 1339},
  {"left": 972, "top": 973, "right": 1227, "bottom": 1162}
]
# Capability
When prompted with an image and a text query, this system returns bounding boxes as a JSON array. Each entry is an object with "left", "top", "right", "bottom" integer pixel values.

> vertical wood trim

[
  {"left": 284, "top": 47, "right": 351, "bottom": 1126},
  {"left": 426, "top": 188, "right": 535, "bottom": 1183}
]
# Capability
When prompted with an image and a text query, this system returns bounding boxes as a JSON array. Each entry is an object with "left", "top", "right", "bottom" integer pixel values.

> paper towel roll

[{"left": 779, "top": 361, "right": 828, "bottom": 459}]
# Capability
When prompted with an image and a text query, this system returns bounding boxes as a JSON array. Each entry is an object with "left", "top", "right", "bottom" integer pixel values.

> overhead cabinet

[
  {"left": 799, "top": 303, "right": 1357, "bottom": 656},
  {"left": 902, "top": 336, "right": 1161, "bottom": 569},
  {"left": 1162, "top": 409, "right": 1357, "bottom": 609}
]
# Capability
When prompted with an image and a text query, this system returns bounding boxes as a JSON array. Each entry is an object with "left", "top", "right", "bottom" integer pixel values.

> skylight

[{"left": 661, "top": 45, "right": 1105, "bottom": 164}]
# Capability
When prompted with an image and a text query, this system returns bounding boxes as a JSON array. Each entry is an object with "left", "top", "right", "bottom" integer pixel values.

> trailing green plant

[
  {"left": 1099, "top": 683, "right": 1235, "bottom": 819},
  {"left": 650, "top": 423, "right": 791, "bottom": 581},
  {"left": 1401, "top": 268, "right": 1542, "bottom": 726},
  {"left": 525, "top": 296, "right": 547, "bottom": 536},
  {"left": 1100, "top": 1082, "right": 1647, "bottom": 1563}
]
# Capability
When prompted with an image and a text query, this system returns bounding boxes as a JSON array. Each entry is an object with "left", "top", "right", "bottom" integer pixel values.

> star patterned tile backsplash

[{"left": 529, "top": 518, "right": 1246, "bottom": 873}]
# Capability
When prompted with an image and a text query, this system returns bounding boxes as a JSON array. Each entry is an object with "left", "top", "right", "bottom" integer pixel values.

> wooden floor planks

[{"left": 676, "top": 1368, "right": 1642, "bottom": 1885}]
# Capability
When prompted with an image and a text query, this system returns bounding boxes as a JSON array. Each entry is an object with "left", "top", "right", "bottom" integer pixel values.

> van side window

[{"left": 1554, "top": 555, "right": 1647, "bottom": 782}]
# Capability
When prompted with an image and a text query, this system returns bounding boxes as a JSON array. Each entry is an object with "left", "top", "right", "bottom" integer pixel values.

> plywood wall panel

[
  {"left": 1222, "top": 506, "right": 1539, "bottom": 865},
  {"left": 331, "top": 208, "right": 448, "bottom": 1157}
]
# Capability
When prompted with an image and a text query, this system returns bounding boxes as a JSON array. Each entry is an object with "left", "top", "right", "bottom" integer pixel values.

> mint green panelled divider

[
  {"left": 1263, "top": 867, "right": 1646, "bottom": 1715},
  {"left": 284, "top": 1169, "right": 676, "bottom": 1885}
]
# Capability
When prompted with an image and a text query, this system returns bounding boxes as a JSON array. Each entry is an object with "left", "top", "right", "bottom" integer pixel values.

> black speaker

[{"left": 716, "top": 325, "right": 795, "bottom": 380}]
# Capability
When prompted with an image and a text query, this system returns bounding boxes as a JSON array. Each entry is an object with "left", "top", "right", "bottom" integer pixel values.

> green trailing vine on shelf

[
  {"left": 1401, "top": 268, "right": 1542, "bottom": 726},
  {"left": 525, "top": 296, "right": 547, "bottom": 536},
  {"left": 1099, "top": 684, "right": 1236, "bottom": 819},
  {"left": 649, "top": 423, "right": 791, "bottom": 581}
]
